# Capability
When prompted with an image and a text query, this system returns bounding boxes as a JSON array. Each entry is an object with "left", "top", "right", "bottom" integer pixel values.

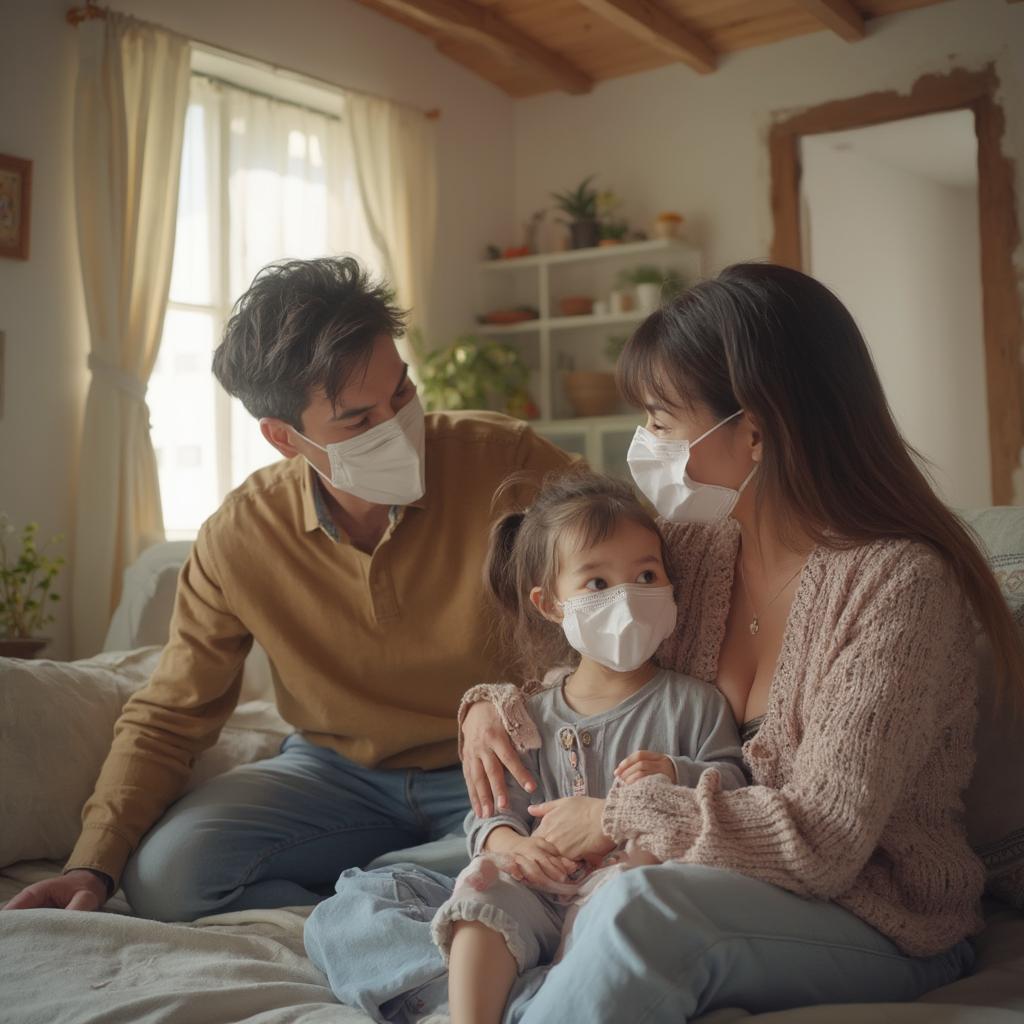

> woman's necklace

[{"left": 737, "top": 557, "right": 806, "bottom": 636}]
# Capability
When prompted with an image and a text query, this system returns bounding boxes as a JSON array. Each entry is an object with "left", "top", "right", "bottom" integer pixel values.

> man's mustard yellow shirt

[{"left": 67, "top": 412, "right": 573, "bottom": 884}]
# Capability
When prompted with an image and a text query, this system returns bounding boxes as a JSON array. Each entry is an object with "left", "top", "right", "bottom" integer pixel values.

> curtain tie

[{"left": 87, "top": 353, "right": 148, "bottom": 403}]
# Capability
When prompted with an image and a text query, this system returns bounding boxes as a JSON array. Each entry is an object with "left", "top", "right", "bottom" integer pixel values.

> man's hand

[
  {"left": 4, "top": 869, "right": 109, "bottom": 912},
  {"left": 461, "top": 700, "right": 537, "bottom": 818},
  {"left": 614, "top": 750, "right": 677, "bottom": 786}
]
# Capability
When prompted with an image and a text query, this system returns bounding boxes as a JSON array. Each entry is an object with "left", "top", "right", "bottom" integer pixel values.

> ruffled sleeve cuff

[{"left": 457, "top": 682, "right": 542, "bottom": 760}]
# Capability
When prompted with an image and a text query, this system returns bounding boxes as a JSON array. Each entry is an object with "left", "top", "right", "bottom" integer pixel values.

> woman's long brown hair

[{"left": 618, "top": 261, "right": 1024, "bottom": 712}]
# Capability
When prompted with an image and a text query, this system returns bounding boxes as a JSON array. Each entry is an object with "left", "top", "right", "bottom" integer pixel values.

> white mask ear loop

[
  {"left": 691, "top": 408, "right": 744, "bottom": 447},
  {"left": 736, "top": 462, "right": 758, "bottom": 495}
]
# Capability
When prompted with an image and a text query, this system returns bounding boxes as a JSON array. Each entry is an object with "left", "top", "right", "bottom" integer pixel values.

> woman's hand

[
  {"left": 614, "top": 749, "right": 676, "bottom": 785},
  {"left": 527, "top": 796, "right": 616, "bottom": 862},
  {"left": 461, "top": 700, "right": 537, "bottom": 818}
]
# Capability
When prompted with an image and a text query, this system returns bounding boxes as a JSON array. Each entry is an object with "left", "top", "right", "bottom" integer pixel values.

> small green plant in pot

[
  {"left": 410, "top": 330, "right": 539, "bottom": 420},
  {"left": 598, "top": 220, "right": 629, "bottom": 245},
  {"left": 605, "top": 334, "right": 630, "bottom": 367},
  {"left": 596, "top": 190, "right": 628, "bottom": 246},
  {"left": 616, "top": 265, "right": 685, "bottom": 312},
  {"left": 0, "top": 514, "right": 65, "bottom": 659},
  {"left": 551, "top": 175, "right": 600, "bottom": 250}
]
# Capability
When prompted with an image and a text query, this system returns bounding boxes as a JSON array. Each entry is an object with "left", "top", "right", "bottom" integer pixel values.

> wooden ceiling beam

[
  {"left": 794, "top": 0, "right": 866, "bottom": 42},
  {"left": 368, "top": 0, "right": 593, "bottom": 94},
  {"left": 576, "top": 0, "right": 717, "bottom": 74}
]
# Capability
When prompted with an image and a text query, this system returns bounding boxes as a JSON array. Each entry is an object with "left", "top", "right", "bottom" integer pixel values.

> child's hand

[
  {"left": 614, "top": 750, "right": 677, "bottom": 785},
  {"left": 503, "top": 834, "right": 579, "bottom": 890}
]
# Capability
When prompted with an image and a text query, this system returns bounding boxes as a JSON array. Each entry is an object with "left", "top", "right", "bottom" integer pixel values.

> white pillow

[{"left": 0, "top": 648, "right": 289, "bottom": 868}]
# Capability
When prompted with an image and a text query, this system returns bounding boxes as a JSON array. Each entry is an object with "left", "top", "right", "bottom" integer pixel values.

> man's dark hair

[{"left": 212, "top": 256, "right": 407, "bottom": 429}]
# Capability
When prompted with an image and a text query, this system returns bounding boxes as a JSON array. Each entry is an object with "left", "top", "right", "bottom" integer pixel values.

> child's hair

[{"left": 485, "top": 468, "right": 670, "bottom": 680}]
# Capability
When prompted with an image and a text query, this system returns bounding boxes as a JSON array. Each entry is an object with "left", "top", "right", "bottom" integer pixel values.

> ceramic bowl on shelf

[
  {"left": 477, "top": 307, "right": 539, "bottom": 324},
  {"left": 563, "top": 371, "right": 619, "bottom": 417},
  {"left": 558, "top": 296, "right": 594, "bottom": 317}
]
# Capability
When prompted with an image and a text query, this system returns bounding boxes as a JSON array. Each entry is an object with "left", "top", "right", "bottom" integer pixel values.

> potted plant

[
  {"left": 616, "top": 266, "right": 685, "bottom": 312},
  {"left": 410, "top": 330, "right": 540, "bottom": 420},
  {"left": 598, "top": 220, "right": 629, "bottom": 246},
  {"left": 0, "top": 514, "right": 65, "bottom": 659},
  {"left": 551, "top": 175, "right": 600, "bottom": 250},
  {"left": 605, "top": 334, "right": 629, "bottom": 366},
  {"left": 563, "top": 369, "right": 620, "bottom": 418},
  {"left": 596, "top": 190, "right": 628, "bottom": 247}
]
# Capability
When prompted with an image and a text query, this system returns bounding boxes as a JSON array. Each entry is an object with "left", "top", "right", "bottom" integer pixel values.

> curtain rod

[
  {"left": 65, "top": 2, "right": 442, "bottom": 120},
  {"left": 194, "top": 71, "right": 343, "bottom": 123}
]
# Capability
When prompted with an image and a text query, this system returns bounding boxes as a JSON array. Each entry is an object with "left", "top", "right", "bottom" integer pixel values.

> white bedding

[{"left": 4, "top": 861, "right": 1024, "bottom": 1024}]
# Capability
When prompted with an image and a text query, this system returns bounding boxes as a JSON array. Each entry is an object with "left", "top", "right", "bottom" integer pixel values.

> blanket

[{"left": 3, "top": 863, "right": 1024, "bottom": 1024}]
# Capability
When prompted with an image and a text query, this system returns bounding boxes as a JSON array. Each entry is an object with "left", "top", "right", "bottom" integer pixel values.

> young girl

[{"left": 430, "top": 470, "right": 746, "bottom": 1024}]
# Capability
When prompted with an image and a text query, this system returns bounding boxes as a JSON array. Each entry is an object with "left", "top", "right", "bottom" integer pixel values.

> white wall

[
  {"left": 0, "top": 0, "right": 516, "bottom": 657},
  {"left": 511, "top": 2, "right": 1024, "bottom": 497},
  {"left": 513, "top": 0, "right": 1023, "bottom": 269},
  {"left": 802, "top": 137, "right": 988, "bottom": 508},
  {"left": 0, "top": 4, "right": 86, "bottom": 659}
]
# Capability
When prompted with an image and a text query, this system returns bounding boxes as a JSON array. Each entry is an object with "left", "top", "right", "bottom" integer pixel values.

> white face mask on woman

[
  {"left": 626, "top": 409, "right": 757, "bottom": 524},
  {"left": 558, "top": 583, "right": 677, "bottom": 672},
  {"left": 295, "top": 395, "right": 426, "bottom": 506}
]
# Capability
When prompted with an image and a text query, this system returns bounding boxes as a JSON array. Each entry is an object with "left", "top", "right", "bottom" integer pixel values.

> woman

[{"left": 308, "top": 263, "right": 1023, "bottom": 1022}]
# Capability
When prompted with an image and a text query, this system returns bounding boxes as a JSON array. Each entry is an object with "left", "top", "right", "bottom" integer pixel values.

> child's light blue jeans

[
  {"left": 120, "top": 733, "right": 471, "bottom": 921},
  {"left": 304, "top": 861, "right": 975, "bottom": 1024}
]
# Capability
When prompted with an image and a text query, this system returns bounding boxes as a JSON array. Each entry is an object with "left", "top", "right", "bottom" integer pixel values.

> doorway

[
  {"left": 801, "top": 110, "right": 986, "bottom": 507},
  {"left": 769, "top": 66, "right": 1023, "bottom": 506}
]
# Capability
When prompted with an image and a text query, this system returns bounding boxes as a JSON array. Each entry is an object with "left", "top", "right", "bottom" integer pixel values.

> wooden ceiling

[{"left": 352, "top": 0, "right": 953, "bottom": 97}]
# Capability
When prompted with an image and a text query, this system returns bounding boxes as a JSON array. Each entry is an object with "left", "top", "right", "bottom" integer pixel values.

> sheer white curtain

[
  {"left": 71, "top": 13, "right": 190, "bottom": 656},
  {"left": 344, "top": 92, "right": 438, "bottom": 354},
  {"left": 149, "top": 74, "right": 381, "bottom": 538}
]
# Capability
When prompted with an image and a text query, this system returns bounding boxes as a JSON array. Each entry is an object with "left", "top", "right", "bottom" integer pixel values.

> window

[{"left": 150, "top": 52, "right": 381, "bottom": 538}]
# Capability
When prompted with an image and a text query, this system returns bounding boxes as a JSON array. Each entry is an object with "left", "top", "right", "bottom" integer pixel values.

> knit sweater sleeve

[
  {"left": 457, "top": 682, "right": 542, "bottom": 760},
  {"left": 602, "top": 549, "right": 970, "bottom": 900}
]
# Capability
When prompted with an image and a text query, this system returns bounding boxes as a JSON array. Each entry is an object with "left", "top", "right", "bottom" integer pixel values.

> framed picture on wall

[{"left": 0, "top": 154, "right": 32, "bottom": 261}]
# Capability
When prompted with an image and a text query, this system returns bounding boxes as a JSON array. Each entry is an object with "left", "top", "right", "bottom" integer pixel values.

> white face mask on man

[
  {"left": 558, "top": 583, "right": 677, "bottom": 673},
  {"left": 626, "top": 409, "right": 757, "bottom": 524},
  {"left": 294, "top": 395, "right": 426, "bottom": 507}
]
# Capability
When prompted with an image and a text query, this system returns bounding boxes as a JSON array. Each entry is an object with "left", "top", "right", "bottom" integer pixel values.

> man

[{"left": 7, "top": 257, "right": 571, "bottom": 920}]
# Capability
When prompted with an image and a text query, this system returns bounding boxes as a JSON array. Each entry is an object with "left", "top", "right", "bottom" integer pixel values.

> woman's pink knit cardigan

[{"left": 463, "top": 519, "right": 987, "bottom": 957}]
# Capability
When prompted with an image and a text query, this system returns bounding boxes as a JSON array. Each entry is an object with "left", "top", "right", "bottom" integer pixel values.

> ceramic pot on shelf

[
  {"left": 609, "top": 289, "right": 635, "bottom": 314},
  {"left": 569, "top": 219, "right": 600, "bottom": 249},
  {"left": 635, "top": 282, "right": 661, "bottom": 312},
  {"left": 0, "top": 637, "right": 49, "bottom": 659},
  {"left": 563, "top": 371, "right": 620, "bottom": 417},
  {"left": 559, "top": 296, "right": 594, "bottom": 317}
]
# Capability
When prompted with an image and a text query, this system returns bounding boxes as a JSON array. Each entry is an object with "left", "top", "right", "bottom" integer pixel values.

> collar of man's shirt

[{"left": 300, "top": 461, "right": 427, "bottom": 542}]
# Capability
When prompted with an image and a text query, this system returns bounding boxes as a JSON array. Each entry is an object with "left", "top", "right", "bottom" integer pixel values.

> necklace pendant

[{"left": 749, "top": 617, "right": 760, "bottom": 636}]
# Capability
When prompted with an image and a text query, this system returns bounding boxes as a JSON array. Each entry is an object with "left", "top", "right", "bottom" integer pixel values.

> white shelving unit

[{"left": 475, "top": 237, "right": 701, "bottom": 475}]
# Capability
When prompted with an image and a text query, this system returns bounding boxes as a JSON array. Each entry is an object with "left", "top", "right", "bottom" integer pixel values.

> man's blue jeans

[
  {"left": 121, "top": 733, "right": 471, "bottom": 922},
  {"left": 304, "top": 861, "right": 975, "bottom": 1024}
]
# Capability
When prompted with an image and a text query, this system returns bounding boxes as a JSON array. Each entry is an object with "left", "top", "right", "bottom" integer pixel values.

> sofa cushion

[
  {"left": 102, "top": 540, "right": 276, "bottom": 704},
  {"left": 961, "top": 508, "right": 1024, "bottom": 910},
  {"left": 0, "top": 648, "right": 289, "bottom": 868}
]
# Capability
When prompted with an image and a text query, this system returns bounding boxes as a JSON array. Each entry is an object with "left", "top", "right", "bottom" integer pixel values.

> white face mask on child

[{"left": 558, "top": 584, "right": 677, "bottom": 673}]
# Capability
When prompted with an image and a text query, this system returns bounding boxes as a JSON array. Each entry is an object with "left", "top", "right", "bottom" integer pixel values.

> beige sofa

[{"left": 2, "top": 512, "right": 1023, "bottom": 1023}]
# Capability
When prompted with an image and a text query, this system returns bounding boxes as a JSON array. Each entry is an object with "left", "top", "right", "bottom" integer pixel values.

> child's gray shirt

[{"left": 466, "top": 667, "right": 747, "bottom": 856}]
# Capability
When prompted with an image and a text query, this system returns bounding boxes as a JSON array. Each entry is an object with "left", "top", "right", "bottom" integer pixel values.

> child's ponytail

[{"left": 485, "top": 510, "right": 527, "bottom": 618}]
